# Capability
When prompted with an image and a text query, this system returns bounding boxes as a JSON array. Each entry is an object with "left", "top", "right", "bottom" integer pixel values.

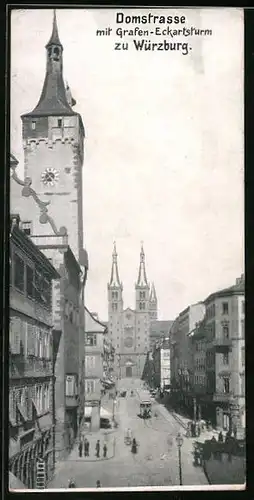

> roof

[
  {"left": 46, "top": 10, "right": 63, "bottom": 49},
  {"left": 205, "top": 276, "right": 245, "bottom": 303},
  {"left": 136, "top": 243, "right": 149, "bottom": 287},
  {"left": 85, "top": 307, "right": 107, "bottom": 333},
  {"left": 21, "top": 11, "right": 83, "bottom": 125},
  {"left": 150, "top": 320, "right": 173, "bottom": 337},
  {"left": 108, "top": 242, "right": 121, "bottom": 288}
]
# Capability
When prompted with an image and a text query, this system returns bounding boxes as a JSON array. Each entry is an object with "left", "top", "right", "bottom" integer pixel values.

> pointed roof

[
  {"left": 108, "top": 242, "right": 121, "bottom": 288},
  {"left": 136, "top": 242, "right": 148, "bottom": 287},
  {"left": 150, "top": 282, "right": 157, "bottom": 302},
  {"left": 22, "top": 10, "right": 75, "bottom": 118},
  {"left": 46, "top": 10, "right": 63, "bottom": 49}
]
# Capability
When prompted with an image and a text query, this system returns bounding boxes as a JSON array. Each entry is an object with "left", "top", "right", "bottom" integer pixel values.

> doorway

[{"left": 126, "top": 366, "right": 132, "bottom": 377}]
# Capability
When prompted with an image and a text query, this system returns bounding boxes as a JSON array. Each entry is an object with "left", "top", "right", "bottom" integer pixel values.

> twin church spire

[{"left": 108, "top": 242, "right": 157, "bottom": 310}]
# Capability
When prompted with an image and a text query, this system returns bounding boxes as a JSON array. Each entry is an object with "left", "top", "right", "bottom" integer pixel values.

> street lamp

[{"left": 175, "top": 432, "right": 183, "bottom": 486}]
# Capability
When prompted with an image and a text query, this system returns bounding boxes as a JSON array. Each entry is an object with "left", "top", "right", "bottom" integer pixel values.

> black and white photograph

[{"left": 9, "top": 7, "right": 245, "bottom": 491}]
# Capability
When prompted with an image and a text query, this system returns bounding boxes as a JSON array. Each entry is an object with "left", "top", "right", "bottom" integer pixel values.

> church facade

[{"left": 107, "top": 243, "right": 158, "bottom": 379}]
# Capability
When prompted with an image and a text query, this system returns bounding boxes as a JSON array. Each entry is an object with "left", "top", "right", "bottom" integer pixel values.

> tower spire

[
  {"left": 109, "top": 242, "right": 121, "bottom": 287},
  {"left": 23, "top": 9, "right": 74, "bottom": 117},
  {"left": 136, "top": 242, "right": 148, "bottom": 287},
  {"left": 150, "top": 282, "right": 157, "bottom": 301},
  {"left": 46, "top": 9, "right": 63, "bottom": 49}
]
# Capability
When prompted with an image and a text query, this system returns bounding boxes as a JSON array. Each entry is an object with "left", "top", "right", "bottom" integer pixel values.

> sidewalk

[{"left": 156, "top": 403, "right": 209, "bottom": 485}]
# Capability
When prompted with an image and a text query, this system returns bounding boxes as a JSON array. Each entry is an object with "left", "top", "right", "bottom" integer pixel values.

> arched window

[{"left": 53, "top": 46, "right": 60, "bottom": 61}]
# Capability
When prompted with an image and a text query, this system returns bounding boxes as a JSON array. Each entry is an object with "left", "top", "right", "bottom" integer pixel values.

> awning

[
  {"left": 37, "top": 413, "right": 53, "bottom": 431},
  {"left": 17, "top": 403, "right": 28, "bottom": 422},
  {"left": 9, "top": 472, "right": 26, "bottom": 490},
  {"left": 101, "top": 379, "right": 114, "bottom": 388},
  {"left": 100, "top": 407, "right": 112, "bottom": 419}
]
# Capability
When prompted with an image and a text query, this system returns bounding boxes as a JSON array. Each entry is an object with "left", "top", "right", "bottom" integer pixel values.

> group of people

[
  {"left": 78, "top": 438, "right": 108, "bottom": 459},
  {"left": 68, "top": 479, "right": 101, "bottom": 488}
]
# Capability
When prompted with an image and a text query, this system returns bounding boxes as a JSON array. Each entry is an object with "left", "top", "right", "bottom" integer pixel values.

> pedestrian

[
  {"left": 83, "top": 438, "right": 87, "bottom": 457},
  {"left": 78, "top": 440, "right": 83, "bottom": 457},
  {"left": 96, "top": 480, "right": 101, "bottom": 488},
  {"left": 131, "top": 438, "right": 138, "bottom": 455},
  {"left": 95, "top": 439, "right": 100, "bottom": 458},
  {"left": 103, "top": 443, "right": 107, "bottom": 458},
  {"left": 218, "top": 431, "right": 224, "bottom": 443},
  {"left": 68, "top": 478, "right": 76, "bottom": 488},
  {"left": 233, "top": 426, "right": 237, "bottom": 439}
]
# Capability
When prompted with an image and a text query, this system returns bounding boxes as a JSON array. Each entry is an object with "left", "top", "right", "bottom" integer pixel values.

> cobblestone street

[{"left": 47, "top": 379, "right": 208, "bottom": 489}]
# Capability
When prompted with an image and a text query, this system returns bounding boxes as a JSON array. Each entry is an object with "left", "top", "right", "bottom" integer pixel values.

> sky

[{"left": 11, "top": 8, "right": 244, "bottom": 321}]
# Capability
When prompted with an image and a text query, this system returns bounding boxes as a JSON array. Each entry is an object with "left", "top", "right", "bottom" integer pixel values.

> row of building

[
  {"left": 9, "top": 11, "right": 116, "bottom": 489},
  {"left": 142, "top": 275, "right": 245, "bottom": 438}
]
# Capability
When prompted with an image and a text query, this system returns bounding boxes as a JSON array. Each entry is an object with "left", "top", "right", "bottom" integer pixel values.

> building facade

[
  {"left": 203, "top": 276, "right": 245, "bottom": 435},
  {"left": 170, "top": 302, "right": 206, "bottom": 417},
  {"left": 84, "top": 309, "right": 115, "bottom": 431},
  {"left": 9, "top": 216, "right": 59, "bottom": 488},
  {"left": 10, "top": 10, "right": 89, "bottom": 467},
  {"left": 107, "top": 243, "right": 159, "bottom": 379}
]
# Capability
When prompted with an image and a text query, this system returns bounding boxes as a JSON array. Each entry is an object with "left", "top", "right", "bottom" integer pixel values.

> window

[
  {"left": 223, "top": 353, "right": 229, "bottom": 365},
  {"left": 26, "top": 265, "right": 34, "bottom": 299},
  {"left": 241, "top": 319, "right": 245, "bottom": 338},
  {"left": 222, "top": 323, "right": 229, "bottom": 339},
  {"left": 223, "top": 377, "right": 230, "bottom": 394},
  {"left": 85, "top": 333, "right": 97, "bottom": 346},
  {"left": 240, "top": 374, "right": 245, "bottom": 396},
  {"left": 140, "top": 291, "right": 145, "bottom": 300},
  {"left": 222, "top": 302, "right": 229, "bottom": 315},
  {"left": 9, "top": 390, "right": 16, "bottom": 424},
  {"left": 85, "top": 379, "right": 95, "bottom": 394},
  {"left": 31, "top": 121, "right": 36, "bottom": 130},
  {"left": 22, "top": 221, "right": 32, "bottom": 236},
  {"left": 35, "top": 270, "right": 43, "bottom": 303},
  {"left": 66, "top": 375, "right": 77, "bottom": 396},
  {"left": 14, "top": 253, "right": 25, "bottom": 292},
  {"left": 242, "top": 300, "right": 245, "bottom": 314},
  {"left": 241, "top": 347, "right": 245, "bottom": 367},
  {"left": 86, "top": 356, "right": 96, "bottom": 369},
  {"left": 112, "top": 303, "right": 118, "bottom": 312},
  {"left": 58, "top": 118, "right": 63, "bottom": 127},
  {"left": 112, "top": 291, "right": 118, "bottom": 300}
]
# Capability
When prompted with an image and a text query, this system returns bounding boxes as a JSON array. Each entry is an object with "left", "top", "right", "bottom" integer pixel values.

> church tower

[
  {"left": 149, "top": 282, "right": 158, "bottom": 320},
  {"left": 135, "top": 244, "right": 150, "bottom": 364},
  {"left": 107, "top": 243, "right": 123, "bottom": 372},
  {"left": 21, "top": 10, "right": 85, "bottom": 264}
]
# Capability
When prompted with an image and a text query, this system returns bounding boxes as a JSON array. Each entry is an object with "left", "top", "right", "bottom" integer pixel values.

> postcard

[{"left": 9, "top": 7, "right": 245, "bottom": 492}]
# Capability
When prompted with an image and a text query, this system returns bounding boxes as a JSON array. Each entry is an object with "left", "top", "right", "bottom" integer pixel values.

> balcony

[
  {"left": 213, "top": 391, "right": 233, "bottom": 403},
  {"left": 65, "top": 394, "right": 79, "bottom": 408},
  {"left": 209, "top": 338, "right": 232, "bottom": 351},
  {"left": 30, "top": 233, "right": 68, "bottom": 249},
  {"left": 10, "top": 356, "right": 53, "bottom": 378}
]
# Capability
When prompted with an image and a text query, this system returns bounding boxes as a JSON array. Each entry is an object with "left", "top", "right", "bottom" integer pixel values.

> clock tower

[{"left": 21, "top": 10, "right": 85, "bottom": 263}]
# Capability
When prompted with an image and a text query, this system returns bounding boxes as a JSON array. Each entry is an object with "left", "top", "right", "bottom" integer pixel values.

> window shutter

[
  {"left": 9, "top": 317, "right": 15, "bottom": 352},
  {"left": 11, "top": 317, "right": 21, "bottom": 354},
  {"left": 27, "top": 323, "right": 35, "bottom": 356}
]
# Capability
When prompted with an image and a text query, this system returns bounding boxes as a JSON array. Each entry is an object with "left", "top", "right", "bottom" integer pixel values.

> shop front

[{"left": 9, "top": 427, "right": 54, "bottom": 489}]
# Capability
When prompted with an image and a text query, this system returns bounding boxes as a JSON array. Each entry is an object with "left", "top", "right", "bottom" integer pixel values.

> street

[{"left": 47, "top": 378, "right": 208, "bottom": 489}]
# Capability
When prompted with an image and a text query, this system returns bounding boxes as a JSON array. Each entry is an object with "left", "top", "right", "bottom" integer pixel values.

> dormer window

[
  {"left": 22, "top": 221, "right": 32, "bottom": 236},
  {"left": 31, "top": 121, "right": 36, "bottom": 130}
]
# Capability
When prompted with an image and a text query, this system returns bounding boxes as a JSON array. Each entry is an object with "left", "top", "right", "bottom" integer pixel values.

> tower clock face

[{"left": 41, "top": 168, "right": 59, "bottom": 187}]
